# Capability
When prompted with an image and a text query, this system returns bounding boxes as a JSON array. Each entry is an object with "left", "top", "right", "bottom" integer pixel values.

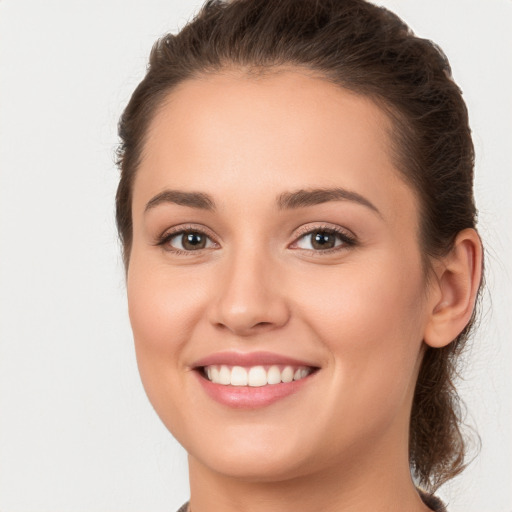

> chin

[
  {"left": 193, "top": 451, "right": 314, "bottom": 483},
  {"left": 183, "top": 424, "right": 319, "bottom": 482}
]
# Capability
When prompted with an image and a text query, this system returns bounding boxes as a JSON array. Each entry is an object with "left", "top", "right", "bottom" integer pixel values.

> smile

[
  {"left": 202, "top": 365, "right": 314, "bottom": 387},
  {"left": 192, "top": 352, "right": 320, "bottom": 408}
]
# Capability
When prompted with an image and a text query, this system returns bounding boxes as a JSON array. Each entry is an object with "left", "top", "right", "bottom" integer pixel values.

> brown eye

[
  {"left": 310, "top": 231, "right": 337, "bottom": 250},
  {"left": 166, "top": 231, "right": 214, "bottom": 251},
  {"left": 182, "top": 232, "right": 207, "bottom": 250},
  {"left": 294, "top": 228, "right": 354, "bottom": 251}
]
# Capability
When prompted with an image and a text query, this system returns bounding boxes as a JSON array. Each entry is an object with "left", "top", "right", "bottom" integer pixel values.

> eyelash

[
  {"left": 155, "top": 224, "right": 357, "bottom": 256},
  {"left": 291, "top": 225, "right": 357, "bottom": 254},
  {"left": 155, "top": 224, "right": 219, "bottom": 256}
]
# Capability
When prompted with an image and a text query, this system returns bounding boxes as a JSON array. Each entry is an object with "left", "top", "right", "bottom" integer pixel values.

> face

[{"left": 127, "top": 69, "right": 432, "bottom": 481}]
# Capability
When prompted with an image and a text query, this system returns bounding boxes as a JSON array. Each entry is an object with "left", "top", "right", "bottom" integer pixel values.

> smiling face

[{"left": 127, "top": 69, "right": 433, "bottom": 482}]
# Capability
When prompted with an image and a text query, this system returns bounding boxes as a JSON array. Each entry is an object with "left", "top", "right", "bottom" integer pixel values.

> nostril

[
  {"left": 208, "top": 290, "right": 291, "bottom": 335},
  {"left": 254, "top": 321, "right": 272, "bottom": 328},
  {"left": 213, "top": 319, "right": 278, "bottom": 335}
]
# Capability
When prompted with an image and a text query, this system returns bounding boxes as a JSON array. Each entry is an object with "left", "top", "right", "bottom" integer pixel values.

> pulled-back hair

[{"left": 116, "top": 0, "right": 482, "bottom": 491}]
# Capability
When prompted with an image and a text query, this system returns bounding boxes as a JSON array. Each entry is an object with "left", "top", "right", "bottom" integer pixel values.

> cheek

[
  {"left": 299, "top": 254, "right": 425, "bottom": 340},
  {"left": 126, "top": 260, "right": 213, "bottom": 441},
  {"left": 295, "top": 254, "right": 427, "bottom": 415},
  {"left": 127, "top": 259, "right": 205, "bottom": 352},
  {"left": 126, "top": 256, "right": 207, "bottom": 411}
]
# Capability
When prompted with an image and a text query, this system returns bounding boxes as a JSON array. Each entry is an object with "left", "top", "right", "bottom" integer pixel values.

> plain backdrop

[{"left": 0, "top": 1, "right": 510, "bottom": 511}]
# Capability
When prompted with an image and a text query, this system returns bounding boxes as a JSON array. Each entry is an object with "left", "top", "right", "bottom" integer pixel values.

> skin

[{"left": 127, "top": 68, "right": 482, "bottom": 512}]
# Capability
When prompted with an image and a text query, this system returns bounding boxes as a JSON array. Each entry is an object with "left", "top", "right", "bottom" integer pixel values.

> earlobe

[{"left": 424, "top": 228, "right": 483, "bottom": 348}]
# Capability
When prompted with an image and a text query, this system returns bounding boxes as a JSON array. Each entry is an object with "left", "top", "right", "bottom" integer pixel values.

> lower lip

[{"left": 195, "top": 371, "right": 316, "bottom": 409}]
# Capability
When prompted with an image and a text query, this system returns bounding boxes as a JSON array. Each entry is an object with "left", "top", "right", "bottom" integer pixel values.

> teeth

[
  {"left": 204, "top": 364, "right": 313, "bottom": 386},
  {"left": 267, "top": 365, "right": 281, "bottom": 385},
  {"left": 295, "top": 368, "right": 309, "bottom": 380},
  {"left": 248, "top": 366, "right": 267, "bottom": 387},
  {"left": 230, "top": 366, "right": 247, "bottom": 386},
  {"left": 218, "top": 365, "right": 231, "bottom": 385},
  {"left": 281, "top": 366, "right": 294, "bottom": 383}
]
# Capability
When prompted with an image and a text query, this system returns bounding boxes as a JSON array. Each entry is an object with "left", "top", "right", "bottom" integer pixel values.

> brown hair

[{"left": 116, "top": 0, "right": 482, "bottom": 491}]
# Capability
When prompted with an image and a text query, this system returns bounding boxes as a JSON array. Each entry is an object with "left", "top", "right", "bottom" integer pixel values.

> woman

[{"left": 115, "top": 0, "right": 483, "bottom": 510}]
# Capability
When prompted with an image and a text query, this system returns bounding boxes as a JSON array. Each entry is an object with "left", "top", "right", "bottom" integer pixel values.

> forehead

[{"left": 134, "top": 68, "right": 416, "bottom": 224}]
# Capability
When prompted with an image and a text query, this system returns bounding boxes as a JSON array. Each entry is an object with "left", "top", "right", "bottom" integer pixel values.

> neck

[{"left": 187, "top": 434, "right": 431, "bottom": 512}]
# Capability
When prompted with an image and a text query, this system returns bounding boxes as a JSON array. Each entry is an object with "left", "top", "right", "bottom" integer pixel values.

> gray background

[{"left": 1, "top": 0, "right": 510, "bottom": 510}]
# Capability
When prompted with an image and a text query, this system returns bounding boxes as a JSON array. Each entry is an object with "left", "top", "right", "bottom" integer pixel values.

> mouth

[
  {"left": 198, "top": 364, "right": 315, "bottom": 387},
  {"left": 191, "top": 352, "right": 320, "bottom": 409}
]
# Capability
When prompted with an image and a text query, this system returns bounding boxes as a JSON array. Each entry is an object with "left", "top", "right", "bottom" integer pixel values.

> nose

[{"left": 208, "top": 250, "right": 290, "bottom": 336}]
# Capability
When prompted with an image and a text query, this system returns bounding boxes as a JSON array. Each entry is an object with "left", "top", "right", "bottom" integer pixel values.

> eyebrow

[
  {"left": 145, "top": 190, "right": 215, "bottom": 212},
  {"left": 277, "top": 187, "right": 381, "bottom": 216},
  {"left": 144, "top": 187, "right": 380, "bottom": 216}
]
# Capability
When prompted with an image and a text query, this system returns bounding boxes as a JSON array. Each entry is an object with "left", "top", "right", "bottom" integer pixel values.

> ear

[{"left": 424, "top": 228, "right": 483, "bottom": 348}]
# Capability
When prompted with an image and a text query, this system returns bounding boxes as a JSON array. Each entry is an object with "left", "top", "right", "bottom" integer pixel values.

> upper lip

[{"left": 191, "top": 351, "right": 320, "bottom": 369}]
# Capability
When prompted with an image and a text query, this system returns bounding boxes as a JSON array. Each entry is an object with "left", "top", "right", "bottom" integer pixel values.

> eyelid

[
  {"left": 155, "top": 223, "right": 220, "bottom": 253},
  {"left": 293, "top": 223, "right": 355, "bottom": 239},
  {"left": 289, "top": 223, "right": 357, "bottom": 252},
  {"left": 153, "top": 222, "right": 357, "bottom": 255}
]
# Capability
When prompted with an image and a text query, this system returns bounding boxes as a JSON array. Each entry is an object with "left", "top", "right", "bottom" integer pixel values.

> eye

[
  {"left": 293, "top": 227, "right": 355, "bottom": 251},
  {"left": 161, "top": 229, "right": 216, "bottom": 252}
]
